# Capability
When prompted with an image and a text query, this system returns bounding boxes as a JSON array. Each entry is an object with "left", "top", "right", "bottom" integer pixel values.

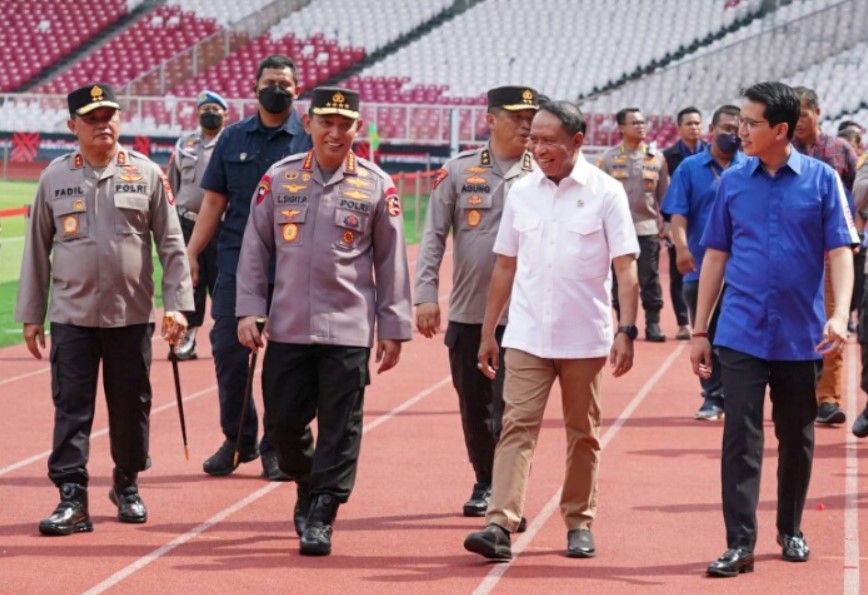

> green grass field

[{"left": 0, "top": 179, "right": 429, "bottom": 348}]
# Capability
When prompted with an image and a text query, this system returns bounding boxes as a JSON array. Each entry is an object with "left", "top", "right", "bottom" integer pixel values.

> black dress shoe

[
  {"left": 777, "top": 533, "right": 810, "bottom": 562},
  {"left": 38, "top": 483, "right": 93, "bottom": 536},
  {"left": 645, "top": 323, "right": 666, "bottom": 342},
  {"left": 300, "top": 494, "right": 339, "bottom": 556},
  {"left": 706, "top": 548, "right": 754, "bottom": 577},
  {"left": 463, "top": 482, "right": 491, "bottom": 517},
  {"left": 108, "top": 468, "right": 147, "bottom": 523},
  {"left": 203, "top": 439, "right": 258, "bottom": 476},
  {"left": 853, "top": 404, "right": 868, "bottom": 438},
  {"left": 260, "top": 449, "right": 291, "bottom": 481},
  {"left": 293, "top": 481, "right": 312, "bottom": 537},
  {"left": 566, "top": 528, "right": 595, "bottom": 558},
  {"left": 464, "top": 524, "right": 512, "bottom": 560}
]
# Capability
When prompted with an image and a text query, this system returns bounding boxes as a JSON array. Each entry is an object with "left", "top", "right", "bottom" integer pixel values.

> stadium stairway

[
  {"left": 306, "top": 0, "right": 486, "bottom": 99},
  {"left": 17, "top": 0, "right": 167, "bottom": 93}
]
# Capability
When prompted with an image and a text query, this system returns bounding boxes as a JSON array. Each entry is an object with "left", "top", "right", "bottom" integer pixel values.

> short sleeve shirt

[
  {"left": 494, "top": 154, "right": 639, "bottom": 359},
  {"left": 700, "top": 150, "right": 858, "bottom": 360}
]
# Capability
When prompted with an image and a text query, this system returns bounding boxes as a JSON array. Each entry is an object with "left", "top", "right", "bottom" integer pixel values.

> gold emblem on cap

[
  {"left": 90, "top": 86, "right": 104, "bottom": 101},
  {"left": 330, "top": 91, "right": 346, "bottom": 108},
  {"left": 522, "top": 89, "right": 534, "bottom": 104}
]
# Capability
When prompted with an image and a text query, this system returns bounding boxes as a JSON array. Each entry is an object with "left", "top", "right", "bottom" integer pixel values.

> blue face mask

[{"left": 715, "top": 133, "right": 741, "bottom": 155}]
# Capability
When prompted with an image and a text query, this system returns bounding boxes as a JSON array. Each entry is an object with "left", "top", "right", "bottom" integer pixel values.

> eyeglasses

[
  {"left": 738, "top": 118, "right": 768, "bottom": 130},
  {"left": 628, "top": 120, "right": 646, "bottom": 127}
]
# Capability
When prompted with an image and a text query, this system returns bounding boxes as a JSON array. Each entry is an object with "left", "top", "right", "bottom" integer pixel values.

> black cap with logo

[
  {"left": 68, "top": 83, "right": 121, "bottom": 117},
  {"left": 310, "top": 86, "right": 360, "bottom": 120},
  {"left": 487, "top": 86, "right": 540, "bottom": 111}
]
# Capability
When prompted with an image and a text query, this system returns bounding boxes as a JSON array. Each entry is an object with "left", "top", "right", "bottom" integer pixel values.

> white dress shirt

[{"left": 493, "top": 153, "right": 639, "bottom": 359}]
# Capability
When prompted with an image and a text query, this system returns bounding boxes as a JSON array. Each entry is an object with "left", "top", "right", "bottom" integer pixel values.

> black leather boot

[
  {"left": 39, "top": 483, "right": 93, "bottom": 536},
  {"left": 293, "top": 479, "right": 312, "bottom": 537},
  {"left": 299, "top": 494, "right": 339, "bottom": 556},
  {"left": 108, "top": 468, "right": 148, "bottom": 523}
]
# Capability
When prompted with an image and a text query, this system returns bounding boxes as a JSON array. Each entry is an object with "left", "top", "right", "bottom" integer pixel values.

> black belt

[{"left": 177, "top": 208, "right": 197, "bottom": 222}]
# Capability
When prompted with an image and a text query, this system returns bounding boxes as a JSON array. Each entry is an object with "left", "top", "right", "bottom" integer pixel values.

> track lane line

[
  {"left": 844, "top": 342, "right": 861, "bottom": 595},
  {"left": 472, "top": 343, "right": 687, "bottom": 595},
  {"left": 80, "top": 374, "right": 453, "bottom": 595},
  {"left": 0, "top": 383, "right": 217, "bottom": 477}
]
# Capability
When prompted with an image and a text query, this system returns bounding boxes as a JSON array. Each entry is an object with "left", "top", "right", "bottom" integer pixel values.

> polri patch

[
  {"left": 432, "top": 168, "right": 448, "bottom": 190},
  {"left": 256, "top": 175, "right": 272, "bottom": 206}
]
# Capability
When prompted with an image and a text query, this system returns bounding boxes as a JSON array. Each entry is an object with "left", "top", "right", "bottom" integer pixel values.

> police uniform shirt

[
  {"left": 166, "top": 129, "right": 221, "bottom": 213},
  {"left": 16, "top": 148, "right": 194, "bottom": 327},
  {"left": 236, "top": 150, "right": 413, "bottom": 347},
  {"left": 414, "top": 144, "right": 534, "bottom": 324},
  {"left": 199, "top": 111, "right": 312, "bottom": 293},
  {"left": 596, "top": 143, "right": 670, "bottom": 236}
]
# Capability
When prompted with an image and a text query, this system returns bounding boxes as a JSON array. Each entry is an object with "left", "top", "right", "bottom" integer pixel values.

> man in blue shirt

[
  {"left": 663, "top": 106, "right": 708, "bottom": 341},
  {"left": 690, "top": 82, "right": 857, "bottom": 578},
  {"left": 185, "top": 55, "right": 313, "bottom": 499},
  {"left": 661, "top": 104, "right": 744, "bottom": 420}
]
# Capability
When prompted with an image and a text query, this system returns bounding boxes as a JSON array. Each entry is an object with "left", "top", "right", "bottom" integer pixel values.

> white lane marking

[
  {"left": 81, "top": 374, "right": 453, "bottom": 594},
  {"left": 0, "top": 366, "right": 49, "bottom": 385},
  {"left": 472, "top": 344, "right": 686, "bottom": 595},
  {"left": 0, "top": 384, "right": 217, "bottom": 478},
  {"left": 81, "top": 482, "right": 283, "bottom": 595},
  {"left": 844, "top": 343, "right": 861, "bottom": 595}
]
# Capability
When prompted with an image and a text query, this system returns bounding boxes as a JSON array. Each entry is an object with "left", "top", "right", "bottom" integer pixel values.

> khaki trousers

[
  {"left": 486, "top": 348, "right": 605, "bottom": 533},
  {"left": 817, "top": 261, "right": 842, "bottom": 406}
]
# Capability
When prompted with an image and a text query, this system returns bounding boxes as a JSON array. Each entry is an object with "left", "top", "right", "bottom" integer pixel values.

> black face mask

[
  {"left": 199, "top": 112, "right": 223, "bottom": 131},
  {"left": 258, "top": 85, "right": 293, "bottom": 114}
]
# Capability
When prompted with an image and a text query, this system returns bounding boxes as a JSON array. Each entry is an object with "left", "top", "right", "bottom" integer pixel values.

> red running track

[{"left": 0, "top": 245, "right": 865, "bottom": 595}]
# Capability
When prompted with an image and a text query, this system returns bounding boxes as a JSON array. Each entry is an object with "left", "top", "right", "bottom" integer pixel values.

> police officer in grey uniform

[
  {"left": 166, "top": 90, "right": 227, "bottom": 360},
  {"left": 415, "top": 85, "right": 538, "bottom": 519},
  {"left": 16, "top": 83, "right": 193, "bottom": 536},
  {"left": 596, "top": 108, "right": 670, "bottom": 341},
  {"left": 236, "top": 87, "right": 412, "bottom": 556}
]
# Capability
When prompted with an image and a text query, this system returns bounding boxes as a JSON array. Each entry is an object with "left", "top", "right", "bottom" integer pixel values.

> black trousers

[
  {"left": 717, "top": 347, "right": 821, "bottom": 550},
  {"left": 179, "top": 216, "right": 217, "bottom": 328},
  {"left": 262, "top": 342, "right": 368, "bottom": 502},
  {"left": 48, "top": 323, "right": 154, "bottom": 487},
  {"left": 612, "top": 234, "right": 664, "bottom": 323},
  {"left": 444, "top": 322, "right": 505, "bottom": 486},
  {"left": 682, "top": 281, "right": 723, "bottom": 400},
  {"left": 857, "top": 273, "right": 868, "bottom": 392},
  {"left": 667, "top": 244, "right": 689, "bottom": 327}
]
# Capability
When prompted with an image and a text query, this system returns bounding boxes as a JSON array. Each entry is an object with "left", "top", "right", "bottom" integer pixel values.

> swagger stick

[
  {"left": 164, "top": 314, "right": 190, "bottom": 461},
  {"left": 234, "top": 317, "right": 266, "bottom": 467}
]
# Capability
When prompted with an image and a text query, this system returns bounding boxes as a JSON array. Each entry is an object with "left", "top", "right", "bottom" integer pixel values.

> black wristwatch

[{"left": 617, "top": 325, "right": 638, "bottom": 340}]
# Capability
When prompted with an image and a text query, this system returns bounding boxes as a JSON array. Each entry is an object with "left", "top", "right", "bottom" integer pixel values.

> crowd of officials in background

[{"left": 13, "top": 51, "right": 868, "bottom": 575}]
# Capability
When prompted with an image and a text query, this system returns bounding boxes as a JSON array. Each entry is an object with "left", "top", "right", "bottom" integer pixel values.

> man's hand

[
  {"left": 23, "top": 323, "right": 45, "bottom": 359},
  {"left": 187, "top": 251, "right": 200, "bottom": 288},
  {"left": 237, "top": 316, "right": 267, "bottom": 353},
  {"left": 161, "top": 311, "right": 188, "bottom": 346},
  {"left": 816, "top": 314, "right": 848, "bottom": 357},
  {"left": 376, "top": 339, "right": 402, "bottom": 374},
  {"left": 476, "top": 334, "right": 500, "bottom": 380},
  {"left": 675, "top": 246, "right": 696, "bottom": 276},
  {"left": 609, "top": 334, "right": 634, "bottom": 377},
  {"left": 415, "top": 302, "right": 441, "bottom": 338},
  {"left": 690, "top": 337, "right": 713, "bottom": 379}
]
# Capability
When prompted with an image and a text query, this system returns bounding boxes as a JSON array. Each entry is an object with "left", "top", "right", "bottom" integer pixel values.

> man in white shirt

[{"left": 464, "top": 100, "right": 640, "bottom": 560}]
